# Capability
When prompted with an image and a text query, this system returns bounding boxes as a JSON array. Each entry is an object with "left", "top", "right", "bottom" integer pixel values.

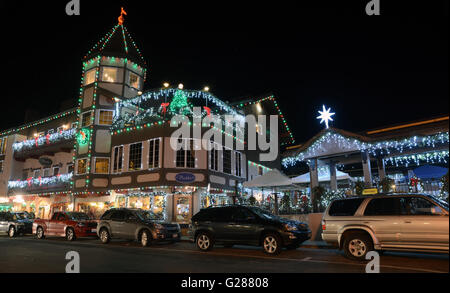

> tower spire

[{"left": 118, "top": 7, "right": 127, "bottom": 25}]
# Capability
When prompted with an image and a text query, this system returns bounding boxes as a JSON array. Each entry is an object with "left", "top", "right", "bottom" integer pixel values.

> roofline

[{"left": 364, "top": 116, "right": 449, "bottom": 135}]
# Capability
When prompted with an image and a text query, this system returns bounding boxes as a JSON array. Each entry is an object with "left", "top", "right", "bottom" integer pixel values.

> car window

[
  {"left": 405, "top": 197, "right": 445, "bottom": 216},
  {"left": 57, "top": 214, "right": 67, "bottom": 221},
  {"left": 193, "top": 209, "right": 214, "bottom": 222},
  {"left": 328, "top": 198, "right": 365, "bottom": 216},
  {"left": 101, "top": 210, "right": 113, "bottom": 220},
  {"left": 210, "top": 207, "right": 233, "bottom": 222},
  {"left": 364, "top": 198, "right": 407, "bottom": 216},
  {"left": 232, "top": 207, "right": 254, "bottom": 221},
  {"left": 0, "top": 213, "right": 4, "bottom": 221},
  {"left": 111, "top": 210, "right": 126, "bottom": 221},
  {"left": 51, "top": 213, "right": 60, "bottom": 220},
  {"left": 67, "top": 212, "right": 90, "bottom": 221}
]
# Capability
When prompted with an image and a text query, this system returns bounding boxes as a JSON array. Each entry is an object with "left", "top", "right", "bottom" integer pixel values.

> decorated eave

[
  {"left": 233, "top": 94, "right": 295, "bottom": 146},
  {"left": 282, "top": 127, "right": 449, "bottom": 168}
]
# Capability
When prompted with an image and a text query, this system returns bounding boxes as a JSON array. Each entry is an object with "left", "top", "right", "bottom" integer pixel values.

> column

[
  {"left": 192, "top": 189, "right": 202, "bottom": 216},
  {"left": 361, "top": 151, "right": 373, "bottom": 188},
  {"left": 309, "top": 159, "right": 319, "bottom": 212},
  {"left": 329, "top": 161, "right": 338, "bottom": 191},
  {"left": 377, "top": 157, "right": 386, "bottom": 181}
]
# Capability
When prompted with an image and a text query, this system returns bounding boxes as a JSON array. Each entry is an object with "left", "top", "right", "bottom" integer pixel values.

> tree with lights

[{"left": 170, "top": 89, "right": 190, "bottom": 115}]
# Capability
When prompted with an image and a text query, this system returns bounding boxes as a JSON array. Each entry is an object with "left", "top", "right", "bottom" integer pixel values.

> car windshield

[
  {"left": 248, "top": 207, "right": 279, "bottom": 220},
  {"left": 135, "top": 210, "right": 161, "bottom": 221},
  {"left": 66, "top": 212, "right": 91, "bottom": 221},
  {"left": 14, "top": 213, "right": 26, "bottom": 220}
]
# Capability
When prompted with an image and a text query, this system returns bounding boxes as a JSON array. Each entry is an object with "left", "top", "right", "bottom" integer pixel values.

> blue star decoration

[{"left": 317, "top": 105, "right": 335, "bottom": 129}]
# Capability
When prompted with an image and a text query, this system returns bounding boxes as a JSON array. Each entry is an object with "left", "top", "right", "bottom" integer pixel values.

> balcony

[
  {"left": 8, "top": 173, "right": 73, "bottom": 195},
  {"left": 13, "top": 129, "right": 76, "bottom": 161}
]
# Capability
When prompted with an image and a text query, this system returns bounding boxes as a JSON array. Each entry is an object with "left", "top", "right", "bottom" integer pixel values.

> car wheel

[
  {"left": 36, "top": 227, "right": 45, "bottom": 239},
  {"left": 343, "top": 232, "right": 373, "bottom": 261},
  {"left": 8, "top": 226, "right": 16, "bottom": 238},
  {"left": 66, "top": 228, "right": 76, "bottom": 241},
  {"left": 262, "top": 233, "right": 282, "bottom": 255},
  {"left": 196, "top": 232, "right": 213, "bottom": 251},
  {"left": 140, "top": 229, "right": 151, "bottom": 247},
  {"left": 99, "top": 228, "right": 110, "bottom": 244}
]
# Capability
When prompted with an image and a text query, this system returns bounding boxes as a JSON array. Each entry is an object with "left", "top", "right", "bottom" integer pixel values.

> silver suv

[{"left": 322, "top": 193, "right": 449, "bottom": 260}]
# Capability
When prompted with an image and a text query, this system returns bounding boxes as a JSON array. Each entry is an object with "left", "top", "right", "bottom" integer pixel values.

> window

[
  {"left": 129, "top": 72, "right": 140, "bottom": 89},
  {"left": 84, "top": 69, "right": 96, "bottom": 85},
  {"left": 129, "top": 142, "right": 143, "bottom": 171},
  {"left": 231, "top": 207, "right": 254, "bottom": 221},
  {"left": 43, "top": 168, "right": 51, "bottom": 177},
  {"left": 102, "top": 67, "right": 119, "bottom": 83},
  {"left": 234, "top": 152, "right": 242, "bottom": 177},
  {"left": 33, "top": 169, "right": 41, "bottom": 178},
  {"left": 328, "top": 198, "right": 365, "bottom": 216},
  {"left": 95, "top": 158, "right": 109, "bottom": 174},
  {"left": 0, "top": 160, "right": 4, "bottom": 173},
  {"left": 67, "top": 164, "right": 74, "bottom": 174},
  {"left": 176, "top": 139, "right": 195, "bottom": 168},
  {"left": 148, "top": 138, "right": 161, "bottom": 169},
  {"left": 364, "top": 198, "right": 407, "bottom": 216},
  {"left": 53, "top": 167, "right": 60, "bottom": 176},
  {"left": 209, "top": 142, "right": 219, "bottom": 172},
  {"left": 76, "top": 159, "right": 88, "bottom": 175},
  {"left": 81, "top": 111, "right": 92, "bottom": 127},
  {"left": 112, "top": 146, "right": 124, "bottom": 173},
  {"left": 405, "top": 197, "right": 444, "bottom": 216},
  {"left": 258, "top": 166, "right": 263, "bottom": 176},
  {"left": 99, "top": 110, "right": 114, "bottom": 125},
  {"left": 110, "top": 210, "right": 127, "bottom": 221},
  {"left": 223, "top": 149, "right": 232, "bottom": 174},
  {"left": 0, "top": 137, "right": 7, "bottom": 155}
]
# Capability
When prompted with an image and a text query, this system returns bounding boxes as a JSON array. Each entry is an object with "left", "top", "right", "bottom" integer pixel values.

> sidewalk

[{"left": 180, "top": 236, "right": 333, "bottom": 249}]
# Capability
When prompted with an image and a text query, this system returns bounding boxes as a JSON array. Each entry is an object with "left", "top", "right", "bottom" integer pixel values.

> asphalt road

[{"left": 0, "top": 235, "right": 448, "bottom": 273}]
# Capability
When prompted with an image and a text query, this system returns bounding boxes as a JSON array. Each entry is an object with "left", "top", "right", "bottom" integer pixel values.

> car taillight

[{"left": 322, "top": 220, "right": 326, "bottom": 231}]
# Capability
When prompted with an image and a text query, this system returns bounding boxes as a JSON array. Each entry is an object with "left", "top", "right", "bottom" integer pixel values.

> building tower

[{"left": 73, "top": 9, "right": 147, "bottom": 195}]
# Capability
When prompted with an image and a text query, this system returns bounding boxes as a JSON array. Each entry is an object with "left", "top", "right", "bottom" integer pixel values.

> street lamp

[
  {"left": 204, "top": 86, "right": 210, "bottom": 92},
  {"left": 163, "top": 82, "right": 170, "bottom": 88}
]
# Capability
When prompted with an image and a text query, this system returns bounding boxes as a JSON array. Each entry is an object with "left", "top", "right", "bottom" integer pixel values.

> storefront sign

[
  {"left": 39, "top": 157, "right": 53, "bottom": 167},
  {"left": 363, "top": 188, "right": 378, "bottom": 195},
  {"left": 175, "top": 173, "right": 196, "bottom": 184}
]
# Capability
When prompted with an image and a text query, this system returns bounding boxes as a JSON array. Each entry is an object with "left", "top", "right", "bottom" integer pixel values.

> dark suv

[
  {"left": 0, "top": 212, "right": 27, "bottom": 237},
  {"left": 189, "top": 205, "right": 311, "bottom": 255},
  {"left": 97, "top": 208, "right": 181, "bottom": 247}
]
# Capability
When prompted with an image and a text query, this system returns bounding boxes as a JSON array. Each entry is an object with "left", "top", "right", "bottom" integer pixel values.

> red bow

[
  {"left": 203, "top": 106, "right": 212, "bottom": 117},
  {"left": 46, "top": 133, "right": 50, "bottom": 145},
  {"left": 161, "top": 103, "right": 170, "bottom": 114},
  {"left": 27, "top": 178, "right": 33, "bottom": 187}
]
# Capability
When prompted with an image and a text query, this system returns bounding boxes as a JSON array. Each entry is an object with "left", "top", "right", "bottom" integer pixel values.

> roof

[{"left": 84, "top": 24, "right": 146, "bottom": 66}]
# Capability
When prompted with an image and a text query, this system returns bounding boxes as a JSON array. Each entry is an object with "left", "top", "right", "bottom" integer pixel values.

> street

[{"left": 0, "top": 235, "right": 448, "bottom": 273}]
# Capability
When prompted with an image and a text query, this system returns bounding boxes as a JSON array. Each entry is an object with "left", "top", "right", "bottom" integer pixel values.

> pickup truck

[{"left": 33, "top": 211, "right": 98, "bottom": 241}]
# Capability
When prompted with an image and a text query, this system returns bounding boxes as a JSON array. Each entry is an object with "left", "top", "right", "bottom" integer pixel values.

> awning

[
  {"left": 243, "top": 169, "right": 300, "bottom": 190},
  {"left": 292, "top": 170, "right": 354, "bottom": 184}
]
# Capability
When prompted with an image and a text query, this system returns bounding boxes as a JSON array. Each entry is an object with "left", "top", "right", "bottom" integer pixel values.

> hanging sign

[{"left": 175, "top": 173, "right": 196, "bottom": 184}]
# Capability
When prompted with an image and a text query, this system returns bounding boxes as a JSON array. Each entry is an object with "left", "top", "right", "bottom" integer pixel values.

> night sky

[{"left": 2, "top": 1, "right": 448, "bottom": 143}]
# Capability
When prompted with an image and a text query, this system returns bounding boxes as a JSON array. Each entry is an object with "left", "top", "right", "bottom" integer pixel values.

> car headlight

[{"left": 284, "top": 223, "right": 298, "bottom": 231}]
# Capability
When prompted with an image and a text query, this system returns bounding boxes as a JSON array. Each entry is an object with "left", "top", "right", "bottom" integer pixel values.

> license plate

[
  {"left": 91, "top": 229, "right": 97, "bottom": 233},
  {"left": 173, "top": 233, "right": 178, "bottom": 238}
]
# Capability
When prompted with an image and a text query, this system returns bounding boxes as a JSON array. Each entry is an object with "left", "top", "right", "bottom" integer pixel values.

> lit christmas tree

[{"left": 169, "top": 89, "right": 190, "bottom": 114}]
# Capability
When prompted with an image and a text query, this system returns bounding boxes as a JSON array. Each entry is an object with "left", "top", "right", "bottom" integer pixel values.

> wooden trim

[{"left": 366, "top": 117, "right": 449, "bottom": 135}]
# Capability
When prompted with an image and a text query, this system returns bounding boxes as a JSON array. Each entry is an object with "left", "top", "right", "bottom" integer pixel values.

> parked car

[
  {"left": 97, "top": 208, "right": 181, "bottom": 247},
  {"left": 189, "top": 205, "right": 311, "bottom": 255},
  {"left": 0, "top": 212, "right": 28, "bottom": 237},
  {"left": 33, "top": 211, "right": 98, "bottom": 241},
  {"left": 322, "top": 193, "right": 449, "bottom": 260},
  {"left": 12, "top": 212, "right": 33, "bottom": 234}
]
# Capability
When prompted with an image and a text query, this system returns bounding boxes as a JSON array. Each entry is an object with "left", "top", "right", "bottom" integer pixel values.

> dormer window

[{"left": 102, "top": 67, "right": 119, "bottom": 83}]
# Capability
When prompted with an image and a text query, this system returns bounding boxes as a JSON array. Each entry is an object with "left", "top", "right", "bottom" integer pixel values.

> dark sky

[{"left": 1, "top": 0, "right": 448, "bottom": 143}]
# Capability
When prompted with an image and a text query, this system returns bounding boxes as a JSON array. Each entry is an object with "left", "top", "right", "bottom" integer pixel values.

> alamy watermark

[
  {"left": 66, "top": 0, "right": 80, "bottom": 16},
  {"left": 365, "top": 251, "right": 380, "bottom": 273},
  {"left": 65, "top": 251, "right": 80, "bottom": 273},
  {"left": 169, "top": 109, "right": 279, "bottom": 162}
]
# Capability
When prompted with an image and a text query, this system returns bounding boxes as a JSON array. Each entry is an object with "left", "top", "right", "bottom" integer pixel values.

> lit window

[
  {"left": 95, "top": 158, "right": 109, "bottom": 174},
  {"left": 129, "top": 72, "right": 140, "bottom": 89},
  {"left": 99, "top": 110, "right": 114, "bottom": 125},
  {"left": 129, "top": 142, "right": 143, "bottom": 171},
  {"left": 85, "top": 69, "right": 96, "bottom": 85},
  {"left": 0, "top": 137, "right": 7, "bottom": 155},
  {"left": 148, "top": 138, "right": 161, "bottom": 169},
  {"left": 76, "top": 159, "right": 88, "bottom": 175},
  {"left": 112, "top": 146, "right": 124, "bottom": 173},
  {"left": 102, "top": 67, "right": 118, "bottom": 83},
  {"left": 81, "top": 111, "right": 92, "bottom": 127}
]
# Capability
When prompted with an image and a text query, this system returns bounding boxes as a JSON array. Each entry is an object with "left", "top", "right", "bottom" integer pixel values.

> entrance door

[{"left": 174, "top": 195, "right": 192, "bottom": 223}]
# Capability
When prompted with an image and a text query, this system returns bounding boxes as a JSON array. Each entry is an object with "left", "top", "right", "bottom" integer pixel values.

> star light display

[{"left": 317, "top": 105, "right": 335, "bottom": 129}]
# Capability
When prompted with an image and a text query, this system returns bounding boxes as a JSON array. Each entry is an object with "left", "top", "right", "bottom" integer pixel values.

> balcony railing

[
  {"left": 13, "top": 128, "right": 76, "bottom": 153},
  {"left": 8, "top": 173, "right": 73, "bottom": 193}
]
